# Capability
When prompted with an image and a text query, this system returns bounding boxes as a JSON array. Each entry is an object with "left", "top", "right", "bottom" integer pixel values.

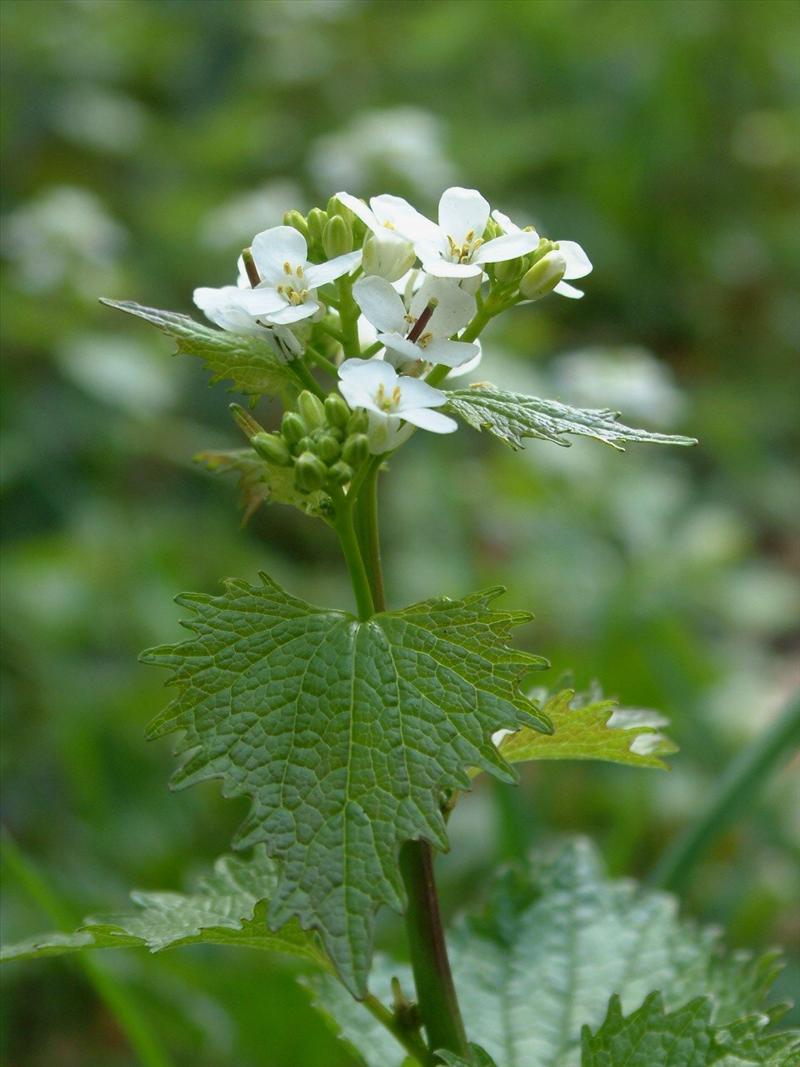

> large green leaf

[
  {"left": 143, "top": 575, "right": 550, "bottom": 995},
  {"left": 495, "top": 688, "right": 677, "bottom": 770},
  {"left": 194, "top": 448, "right": 331, "bottom": 523},
  {"left": 582, "top": 993, "right": 800, "bottom": 1067},
  {"left": 1, "top": 847, "right": 327, "bottom": 968},
  {"left": 308, "top": 840, "right": 788, "bottom": 1067},
  {"left": 101, "top": 299, "right": 297, "bottom": 398},
  {"left": 445, "top": 385, "right": 697, "bottom": 450},
  {"left": 437, "top": 1046, "right": 499, "bottom": 1067}
]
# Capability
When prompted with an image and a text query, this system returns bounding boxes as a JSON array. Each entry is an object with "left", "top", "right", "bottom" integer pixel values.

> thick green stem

[
  {"left": 291, "top": 359, "right": 326, "bottom": 399},
  {"left": 341, "top": 466, "right": 468, "bottom": 1063},
  {"left": 399, "top": 841, "right": 469, "bottom": 1061},
  {"left": 337, "top": 274, "right": 361, "bottom": 358},
  {"left": 2, "top": 831, "right": 174, "bottom": 1067},
  {"left": 649, "top": 692, "right": 800, "bottom": 892},
  {"left": 333, "top": 496, "right": 374, "bottom": 621}
]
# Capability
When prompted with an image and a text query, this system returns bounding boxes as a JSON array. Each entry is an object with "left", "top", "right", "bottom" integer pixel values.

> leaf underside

[
  {"left": 445, "top": 385, "right": 698, "bottom": 451},
  {"left": 308, "top": 839, "right": 791, "bottom": 1067},
  {"left": 100, "top": 299, "right": 296, "bottom": 398},
  {"left": 194, "top": 449, "right": 331, "bottom": 523},
  {"left": 495, "top": 688, "right": 677, "bottom": 771},
  {"left": 142, "top": 573, "right": 549, "bottom": 994},
  {"left": 1, "top": 847, "right": 327, "bottom": 968}
]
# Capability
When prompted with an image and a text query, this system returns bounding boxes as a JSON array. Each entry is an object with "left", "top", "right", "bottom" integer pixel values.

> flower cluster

[{"left": 194, "top": 187, "right": 591, "bottom": 460}]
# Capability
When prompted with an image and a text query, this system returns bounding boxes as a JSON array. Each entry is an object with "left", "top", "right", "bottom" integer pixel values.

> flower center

[
  {"left": 446, "top": 229, "right": 483, "bottom": 263},
  {"left": 276, "top": 262, "right": 309, "bottom": 305},
  {"left": 375, "top": 383, "right": 402, "bottom": 412}
]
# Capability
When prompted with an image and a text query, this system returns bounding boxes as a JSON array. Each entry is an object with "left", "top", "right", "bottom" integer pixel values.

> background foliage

[{"left": 1, "top": 1, "right": 798, "bottom": 1064}]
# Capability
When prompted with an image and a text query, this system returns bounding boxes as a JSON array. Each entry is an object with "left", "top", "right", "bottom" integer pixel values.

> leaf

[
  {"left": 142, "top": 575, "right": 550, "bottom": 995},
  {"left": 308, "top": 839, "right": 790, "bottom": 1067},
  {"left": 445, "top": 385, "right": 697, "bottom": 451},
  {"left": 494, "top": 688, "right": 677, "bottom": 771},
  {"left": 1, "top": 847, "right": 328, "bottom": 968},
  {"left": 194, "top": 448, "right": 331, "bottom": 523},
  {"left": 581, "top": 993, "right": 716, "bottom": 1067},
  {"left": 101, "top": 299, "right": 297, "bottom": 399},
  {"left": 582, "top": 994, "right": 800, "bottom": 1067}
]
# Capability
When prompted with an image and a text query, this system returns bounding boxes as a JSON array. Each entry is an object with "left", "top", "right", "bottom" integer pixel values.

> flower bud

[
  {"left": 328, "top": 460, "right": 354, "bottom": 486},
  {"left": 347, "top": 408, "right": 370, "bottom": 434},
  {"left": 295, "top": 435, "right": 314, "bottom": 455},
  {"left": 323, "top": 215, "right": 353, "bottom": 258},
  {"left": 295, "top": 451, "right": 328, "bottom": 492},
  {"left": 324, "top": 392, "right": 351, "bottom": 429},
  {"left": 362, "top": 230, "right": 416, "bottom": 283},
  {"left": 283, "top": 210, "right": 309, "bottom": 239},
  {"left": 251, "top": 432, "right": 290, "bottom": 466},
  {"left": 493, "top": 256, "right": 525, "bottom": 286},
  {"left": 519, "top": 251, "right": 567, "bottom": 301},
  {"left": 342, "top": 433, "right": 369, "bottom": 467},
  {"left": 306, "top": 208, "right": 328, "bottom": 251},
  {"left": 297, "top": 390, "right": 326, "bottom": 430},
  {"left": 316, "top": 433, "right": 341, "bottom": 464},
  {"left": 230, "top": 402, "right": 264, "bottom": 439},
  {"left": 281, "top": 410, "right": 307, "bottom": 444}
]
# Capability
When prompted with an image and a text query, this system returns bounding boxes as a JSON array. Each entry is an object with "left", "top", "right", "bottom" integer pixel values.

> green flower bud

[
  {"left": 342, "top": 433, "right": 369, "bottom": 467},
  {"left": 519, "top": 250, "right": 567, "bottom": 301},
  {"left": 281, "top": 410, "right": 307, "bottom": 444},
  {"left": 316, "top": 433, "right": 341, "bottom": 464},
  {"left": 251, "top": 432, "right": 291, "bottom": 466},
  {"left": 294, "top": 451, "right": 328, "bottom": 492},
  {"left": 297, "top": 389, "right": 326, "bottom": 430},
  {"left": 295, "top": 435, "right": 314, "bottom": 455},
  {"left": 493, "top": 257, "right": 525, "bottom": 286},
  {"left": 483, "top": 218, "right": 502, "bottom": 241},
  {"left": 329, "top": 425, "right": 345, "bottom": 442},
  {"left": 306, "top": 208, "right": 328, "bottom": 251},
  {"left": 283, "top": 209, "right": 309, "bottom": 240},
  {"left": 323, "top": 214, "right": 353, "bottom": 258},
  {"left": 324, "top": 392, "right": 351, "bottom": 429},
  {"left": 328, "top": 460, "right": 354, "bottom": 486},
  {"left": 347, "top": 408, "right": 370, "bottom": 434},
  {"left": 230, "top": 402, "right": 264, "bottom": 439}
]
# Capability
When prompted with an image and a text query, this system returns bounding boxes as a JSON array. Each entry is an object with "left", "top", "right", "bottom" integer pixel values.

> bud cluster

[
  {"left": 250, "top": 390, "right": 370, "bottom": 494},
  {"left": 283, "top": 197, "right": 366, "bottom": 262}
]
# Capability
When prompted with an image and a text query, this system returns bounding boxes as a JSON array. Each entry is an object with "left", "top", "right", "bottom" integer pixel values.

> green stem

[
  {"left": 291, "top": 359, "right": 326, "bottom": 399},
  {"left": 648, "top": 692, "right": 800, "bottom": 892},
  {"left": 337, "top": 275, "right": 361, "bottom": 358},
  {"left": 306, "top": 345, "right": 339, "bottom": 376},
  {"left": 362, "top": 993, "right": 429, "bottom": 1065},
  {"left": 2, "top": 831, "right": 174, "bottom": 1067},
  {"left": 399, "top": 841, "right": 469, "bottom": 1061},
  {"left": 332, "top": 494, "right": 374, "bottom": 621},
  {"left": 342, "top": 468, "right": 468, "bottom": 1063}
]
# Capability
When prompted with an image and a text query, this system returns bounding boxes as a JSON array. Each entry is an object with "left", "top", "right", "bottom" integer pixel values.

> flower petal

[
  {"left": 553, "top": 280, "right": 584, "bottom": 299},
  {"left": 335, "top": 191, "right": 379, "bottom": 233},
  {"left": 353, "top": 276, "right": 408, "bottom": 334},
  {"left": 419, "top": 255, "right": 484, "bottom": 279},
  {"left": 379, "top": 333, "right": 422, "bottom": 365},
  {"left": 422, "top": 339, "right": 479, "bottom": 368},
  {"left": 446, "top": 341, "right": 483, "bottom": 378},
  {"left": 556, "top": 240, "right": 592, "bottom": 279},
  {"left": 395, "top": 376, "right": 448, "bottom": 410},
  {"left": 370, "top": 194, "right": 440, "bottom": 244},
  {"left": 491, "top": 209, "right": 520, "bottom": 234},
  {"left": 412, "top": 276, "right": 475, "bottom": 337},
  {"left": 401, "top": 407, "right": 458, "bottom": 433},
  {"left": 338, "top": 357, "right": 397, "bottom": 391},
  {"left": 305, "top": 250, "right": 361, "bottom": 289},
  {"left": 262, "top": 300, "right": 319, "bottom": 324},
  {"left": 438, "top": 187, "right": 490, "bottom": 246},
  {"left": 474, "top": 230, "right": 540, "bottom": 264},
  {"left": 250, "top": 226, "right": 308, "bottom": 283}
]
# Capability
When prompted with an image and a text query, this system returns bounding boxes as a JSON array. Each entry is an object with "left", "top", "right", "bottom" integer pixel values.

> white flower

[
  {"left": 353, "top": 274, "right": 478, "bottom": 369},
  {"left": 338, "top": 358, "right": 457, "bottom": 453},
  {"left": 337, "top": 191, "right": 417, "bottom": 283},
  {"left": 349, "top": 187, "right": 540, "bottom": 279},
  {"left": 493, "top": 210, "right": 592, "bottom": 299},
  {"left": 193, "top": 284, "right": 304, "bottom": 360},
  {"left": 244, "top": 225, "right": 361, "bottom": 324}
]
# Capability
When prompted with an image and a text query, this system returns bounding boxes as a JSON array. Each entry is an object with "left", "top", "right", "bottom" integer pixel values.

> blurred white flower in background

[
  {"left": 200, "top": 180, "right": 304, "bottom": 250},
  {"left": 310, "top": 108, "right": 457, "bottom": 197},
  {"left": 51, "top": 85, "right": 149, "bottom": 154},
  {"left": 2, "top": 185, "right": 126, "bottom": 296},
  {"left": 57, "top": 334, "right": 178, "bottom": 414}
]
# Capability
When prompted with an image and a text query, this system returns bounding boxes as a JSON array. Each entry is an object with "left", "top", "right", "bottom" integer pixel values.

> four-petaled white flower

[
  {"left": 336, "top": 191, "right": 419, "bottom": 283},
  {"left": 353, "top": 274, "right": 478, "bottom": 369},
  {"left": 492, "top": 210, "right": 592, "bottom": 299},
  {"left": 338, "top": 358, "right": 457, "bottom": 453},
  {"left": 243, "top": 225, "right": 362, "bottom": 324},
  {"left": 352, "top": 187, "right": 541, "bottom": 279},
  {"left": 192, "top": 284, "right": 304, "bottom": 360}
]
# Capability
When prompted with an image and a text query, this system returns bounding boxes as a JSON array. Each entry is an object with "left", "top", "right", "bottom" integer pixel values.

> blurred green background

[{"left": 2, "top": 1, "right": 799, "bottom": 1064}]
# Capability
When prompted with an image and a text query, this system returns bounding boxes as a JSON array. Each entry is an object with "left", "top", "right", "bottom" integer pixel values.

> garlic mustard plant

[{"left": 6, "top": 186, "right": 798, "bottom": 1067}]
